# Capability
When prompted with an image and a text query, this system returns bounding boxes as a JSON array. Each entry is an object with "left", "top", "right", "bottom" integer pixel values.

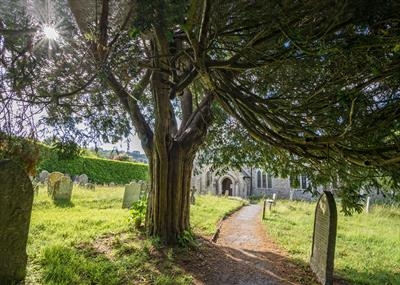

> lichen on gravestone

[
  {"left": 52, "top": 176, "right": 73, "bottom": 201},
  {"left": 0, "top": 160, "right": 34, "bottom": 284},
  {"left": 47, "top": 171, "right": 64, "bottom": 196}
]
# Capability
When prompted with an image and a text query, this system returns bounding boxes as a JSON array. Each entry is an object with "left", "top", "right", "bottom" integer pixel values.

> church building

[{"left": 191, "top": 166, "right": 312, "bottom": 200}]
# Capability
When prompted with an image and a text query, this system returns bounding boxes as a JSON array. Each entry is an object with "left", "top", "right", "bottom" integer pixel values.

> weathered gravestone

[
  {"left": 122, "top": 182, "right": 141, "bottom": 208},
  {"left": 47, "top": 171, "right": 64, "bottom": 196},
  {"left": 310, "top": 191, "right": 337, "bottom": 285},
  {"left": 78, "top": 174, "right": 89, "bottom": 185},
  {"left": 190, "top": 186, "right": 196, "bottom": 205},
  {"left": 0, "top": 160, "right": 34, "bottom": 284},
  {"left": 52, "top": 176, "right": 73, "bottom": 201},
  {"left": 39, "top": 170, "right": 49, "bottom": 183},
  {"left": 365, "top": 196, "right": 371, "bottom": 214}
]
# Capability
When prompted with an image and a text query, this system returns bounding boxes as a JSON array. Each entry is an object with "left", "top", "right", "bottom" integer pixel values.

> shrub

[{"left": 37, "top": 145, "right": 148, "bottom": 184}]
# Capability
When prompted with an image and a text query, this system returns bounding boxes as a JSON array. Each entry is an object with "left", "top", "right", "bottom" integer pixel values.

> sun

[{"left": 42, "top": 25, "right": 59, "bottom": 41}]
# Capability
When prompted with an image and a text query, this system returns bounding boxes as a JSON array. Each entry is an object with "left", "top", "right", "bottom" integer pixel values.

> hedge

[{"left": 37, "top": 147, "right": 148, "bottom": 184}]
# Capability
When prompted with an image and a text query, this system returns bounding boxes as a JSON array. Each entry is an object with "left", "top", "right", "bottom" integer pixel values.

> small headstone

[
  {"left": 272, "top": 193, "right": 277, "bottom": 200},
  {"left": 190, "top": 186, "right": 196, "bottom": 205},
  {"left": 224, "top": 190, "right": 229, "bottom": 197},
  {"left": 0, "top": 160, "right": 34, "bottom": 284},
  {"left": 140, "top": 181, "right": 149, "bottom": 196},
  {"left": 52, "top": 176, "right": 73, "bottom": 201},
  {"left": 289, "top": 190, "right": 294, "bottom": 201},
  {"left": 109, "top": 182, "right": 116, "bottom": 187},
  {"left": 365, "top": 196, "right": 371, "bottom": 214},
  {"left": 122, "top": 182, "right": 141, "bottom": 208},
  {"left": 38, "top": 170, "right": 49, "bottom": 183},
  {"left": 310, "top": 191, "right": 337, "bottom": 285},
  {"left": 47, "top": 172, "right": 64, "bottom": 196},
  {"left": 78, "top": 174, "right": 89, "bottom": 185}
]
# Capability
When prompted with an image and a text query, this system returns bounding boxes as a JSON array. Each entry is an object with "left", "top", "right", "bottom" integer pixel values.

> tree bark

[{"left": 146, "top": 142, "right": 196, "bottom": 244}]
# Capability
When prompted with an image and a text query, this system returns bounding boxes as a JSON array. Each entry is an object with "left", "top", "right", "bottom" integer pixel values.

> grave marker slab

[
  {"left": 53, "top": 176, "right": 73, "bottom": 201},
  {"left": 47, "top": 171, "right": 64, "bottom": 196},
  {"left": 39, "top": 170, "right": 49, "bottom": 183},
  {"left": 0, "top": 160, "right": 34, "bottom": 284},
  {"left": 122, "top": 182, "right": 141, "bottom": 208},
  {"left": 310, "top": 191, "right": 337, "bottom": 285},
  {"left": 78, "top": 174, "right": 89, "bottom": 185}
]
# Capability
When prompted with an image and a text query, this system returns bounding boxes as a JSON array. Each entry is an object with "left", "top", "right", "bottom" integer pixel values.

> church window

[{"left": 257, "top": 170, "right": 262, "bottom": 188}]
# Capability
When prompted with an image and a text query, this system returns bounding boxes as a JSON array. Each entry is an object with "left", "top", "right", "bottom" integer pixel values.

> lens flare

[{"left": 43, "top": 25, "right": 59, "bottom": 41}]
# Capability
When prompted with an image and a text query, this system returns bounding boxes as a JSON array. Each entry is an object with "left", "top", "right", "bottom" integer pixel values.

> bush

[{"left": 37, "top": 145, "right": 148, "bottom": 184}]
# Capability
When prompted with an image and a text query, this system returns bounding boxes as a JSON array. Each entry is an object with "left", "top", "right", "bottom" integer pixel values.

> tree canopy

[{"left": 1, "top": 0, "right": 400, "bottom": 240}]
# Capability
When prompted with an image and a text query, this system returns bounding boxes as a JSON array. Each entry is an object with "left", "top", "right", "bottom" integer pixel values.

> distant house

[{"left": 191, "top": 166, "right": 315, "bottom": 200}]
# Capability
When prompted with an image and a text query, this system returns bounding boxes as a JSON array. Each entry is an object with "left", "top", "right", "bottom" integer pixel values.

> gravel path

[{"left": 178, "top": 204, "right": 320, "bottom": 285}]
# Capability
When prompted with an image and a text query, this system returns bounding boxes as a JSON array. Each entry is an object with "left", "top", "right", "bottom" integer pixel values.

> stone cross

[
  {"left": 310, "top": 191, "right": 337, "bottom": 285},
  {"left": 122, "top": 182, "right": 141, "bottom": 208},
  {"left": 0, "top": 160, "right": 34, "bottom": 284}
]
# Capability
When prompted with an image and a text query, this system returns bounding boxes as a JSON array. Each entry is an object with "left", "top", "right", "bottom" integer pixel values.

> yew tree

[{"left": 1, "top": 0, "right": 400, "bottom": 243}]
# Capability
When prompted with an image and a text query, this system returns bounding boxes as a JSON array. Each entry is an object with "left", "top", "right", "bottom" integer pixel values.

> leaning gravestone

[
  {"left": 47, "top": 171, "right": 64, "bottom": 196},
  {"left": 0, "top": 160, "right": 34, "bottom": 284},
  {"left": 310, "top": 191, "right": 337, "bottom": 285},
  {"left": 52, "top": 176, "right": 73, "bottom": 201},
  {"left": 122, "top": 182, "right": 141, "bottom": 208}
]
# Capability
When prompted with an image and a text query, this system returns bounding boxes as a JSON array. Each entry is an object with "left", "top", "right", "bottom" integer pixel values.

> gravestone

[
  {"left": 122, "top": 182, "right": 141, "bottom": 208},
  {"left": 190, "top": 186, "right": 196, "bottom": 205},
  {"left": 272, "top": 193, "right": 277, "bottom": 200},
  {"left": 224, "top": 190, "right": 229, "bottom": 197},
  {"left": 47, "top": 171, "right": 64, "bottom": 196},
  {"left": 39, "top": 170, "right": 49, "bottom": 183},
  {"left": 0, "top": 160, "right": 34, "bottom": 284},
  {"left": 78, "top": 174, "right": 89, "bottom": 185},
  {"left": 52, "top": 176, "right": 73, "bottom": 201},
  {"left": 310, "top": 191, "right": 337, "bottom": 285},
  {"left": 289, "top": 190, "right": 294, "bottom": 201},
  {"left": 365, "top": 196, "right": 371, "bottom": 214}
]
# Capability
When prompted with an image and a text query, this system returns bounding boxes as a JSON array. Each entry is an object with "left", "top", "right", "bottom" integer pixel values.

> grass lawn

[
  {"left": 262, "top": 200, "right": 400, "bottom": 285},
  {"left": 26, "top": 186, "right": 245, "bottom": 284}
]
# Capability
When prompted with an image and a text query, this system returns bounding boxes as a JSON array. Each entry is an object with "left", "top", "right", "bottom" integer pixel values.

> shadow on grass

[
  {"left": 37, "top": 232, "right": 192, "bottom": 285},
  {"left": 175, "top": 237, "right": 399, "bottom": 285},
  {"left": 53, "top": 200, "right": 75, "bottom": 208}
]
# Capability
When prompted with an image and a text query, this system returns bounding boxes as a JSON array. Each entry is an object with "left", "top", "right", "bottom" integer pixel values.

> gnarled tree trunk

[{"left": 146, "top": 143, "right": 197, "bottom": 244}]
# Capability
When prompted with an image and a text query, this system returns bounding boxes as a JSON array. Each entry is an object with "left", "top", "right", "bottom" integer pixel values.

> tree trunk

[{"left": 146, "top": 142, "right": 196, "bottom": 244}]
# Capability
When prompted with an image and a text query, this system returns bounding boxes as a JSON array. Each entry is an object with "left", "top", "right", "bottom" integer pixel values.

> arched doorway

[{"left": 222, "top": 178, "right": 233, "bottom": 196}]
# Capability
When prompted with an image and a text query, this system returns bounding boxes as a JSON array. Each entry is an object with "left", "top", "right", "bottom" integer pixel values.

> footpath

[{"left": 178, "top": 204, "right": 320, "bottom": 285}]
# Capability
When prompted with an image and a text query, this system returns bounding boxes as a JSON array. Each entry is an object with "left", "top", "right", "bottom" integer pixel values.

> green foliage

[
  {"left": 37, "top": 145, "right": 148, "bottom": 184},
  {"left": 129, "top": 196, "right": 147, "bottom": 228},
  {"left": 177, "top": 230, "right": 197, "bottom": 248},
  {"left": 190, "top": 195, "right": 246, "bottom": 236},
  {"left": 263, "top": 200, "right": 400, "bottom": 285}
]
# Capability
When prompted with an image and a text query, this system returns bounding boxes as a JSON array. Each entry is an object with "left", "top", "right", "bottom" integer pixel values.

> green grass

[
  {"left": 190, "top": 195, "right": 247, "bottom": 236},
  {"left": 26, "top": 186, "right": 244, "bottom": 284},
  {"left": 263, "top": 200, "right": 400, "bottom": 285}
]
